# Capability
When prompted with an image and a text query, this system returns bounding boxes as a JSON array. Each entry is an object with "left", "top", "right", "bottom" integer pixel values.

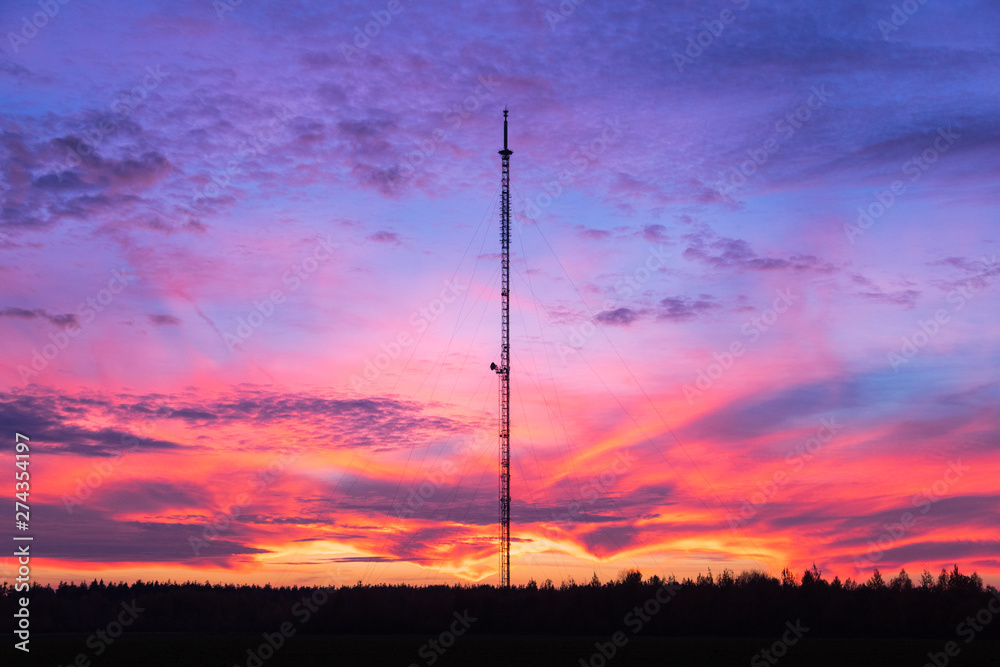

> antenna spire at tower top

[{"left": 500, "top": 107, "right": 512, "bottom": 156}]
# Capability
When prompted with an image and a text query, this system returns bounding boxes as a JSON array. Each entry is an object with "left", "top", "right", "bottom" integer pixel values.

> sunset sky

[{"left": 1, "top": 0, "right": 998, "bottom": 590}]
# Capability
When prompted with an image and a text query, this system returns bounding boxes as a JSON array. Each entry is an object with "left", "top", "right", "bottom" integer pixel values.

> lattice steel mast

[{"left": 491, "top": 108, "right": 513, "bottom": 589}]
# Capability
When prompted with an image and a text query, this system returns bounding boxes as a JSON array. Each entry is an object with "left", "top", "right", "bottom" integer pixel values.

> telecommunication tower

[{"left": 490, "top": 108, "right": 513, "bottom": 589}]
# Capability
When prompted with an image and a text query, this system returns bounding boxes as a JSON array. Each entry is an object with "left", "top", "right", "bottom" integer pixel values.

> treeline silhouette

[{"left": 4, "top": 565, "right": 998, "bottom": 638}]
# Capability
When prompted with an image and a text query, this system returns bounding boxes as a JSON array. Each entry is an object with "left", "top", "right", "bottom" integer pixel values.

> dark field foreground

[
  {"left": 6, "top": 567, "right": 1000, "bottom": 665},
  {"left": 20, "top": 633, "right": 1000, "bottom": 666}
]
